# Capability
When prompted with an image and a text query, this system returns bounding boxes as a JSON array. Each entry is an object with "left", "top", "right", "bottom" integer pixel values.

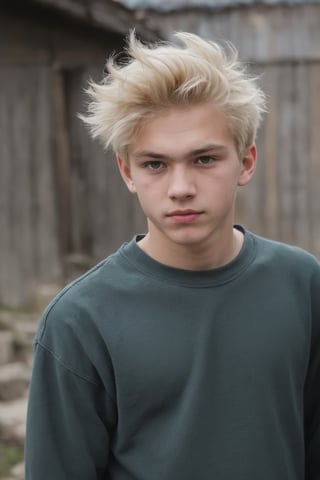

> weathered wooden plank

[
  {"left": 52, "top": 66, "right": 76, "bottom": 266},
  {"left": 148, "top": 5, "right": 320, "bottom": 62},
  {"left": 290, "top": 63, "right": 310, "bottom": 249},
  {"left": 64, "top": 66, "right": 101, "bottom": 263},
  {"left": 260, "top": 66, "right": 279, "bottom": 240},
  {"left": 0, "top": 67, "right": 37, "bottom": 306},
  {"left": 28, "top": 66, "right": 61, "bottom": 284},
  {"left": 0, "top": 70, "right": 16, "bottom": 305},
  {"left": 0, "top": 66, "right": 61, "bottom": 307},
  {"left": 309, "top": 64, "right": 320, "bottom": 259},
  {"left": 277, "top": 64, "right": 295, "bottom": 244}
]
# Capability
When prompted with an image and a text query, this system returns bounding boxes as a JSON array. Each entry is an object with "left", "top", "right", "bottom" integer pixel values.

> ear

[
  {"left": 238, "top": 144, "right": 257, "bottom": 187},
  {"left": 117, "top": 155, "right": 137, "bottom": 194}
]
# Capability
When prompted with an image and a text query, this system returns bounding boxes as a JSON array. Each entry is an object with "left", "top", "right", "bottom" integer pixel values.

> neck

[{"left": 137, "top": 227, "right": 244, "bottom": 271}]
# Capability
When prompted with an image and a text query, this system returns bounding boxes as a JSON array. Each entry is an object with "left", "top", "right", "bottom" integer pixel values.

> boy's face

[{"left": 118, "top": 103, "right": 256, "bottom": 255}]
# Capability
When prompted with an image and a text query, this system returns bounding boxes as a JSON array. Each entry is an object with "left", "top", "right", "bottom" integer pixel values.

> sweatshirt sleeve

[
  {"left": 25, "top": 342, "right": 116, "bottom": 480},
  {"left": 304, "top": 261, "right": 320, "bottom": 480},
  {"left": 25, "top": 286, "right": 118, "bottom": 480}
]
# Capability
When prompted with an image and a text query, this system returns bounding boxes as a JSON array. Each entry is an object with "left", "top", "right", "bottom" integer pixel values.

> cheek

[
  {"left": 207, "top": 171, "right": 237, "bottom": 189},
  {"left": 134, "top": 183, "right": 156, "bottom": 206},
  {"left": 134, "top": 181, "right": 155, "bottom": 197},
  {"left": 134, "top": 175, "right": 164, "bottom": 195},
  {"left": 207, "top": 172, "right": 240, "bottom": 201}
]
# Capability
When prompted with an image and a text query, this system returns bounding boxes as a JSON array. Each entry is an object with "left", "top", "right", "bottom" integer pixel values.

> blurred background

[
  {"left": 1, "top": 0, "right": 320, "bottom": 310},
  {"left": 0, "top": 0, "right": 319, "bottom": 478}
]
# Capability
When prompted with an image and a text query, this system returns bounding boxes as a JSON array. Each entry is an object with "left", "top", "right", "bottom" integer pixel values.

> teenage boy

[{"left": 25, "top": 32, "right": 320, "bottom": 480}]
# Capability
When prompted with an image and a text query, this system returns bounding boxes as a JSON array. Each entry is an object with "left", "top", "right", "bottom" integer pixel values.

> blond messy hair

[{"left": 82, "top": 31, "right": 266, "bottom": 164}]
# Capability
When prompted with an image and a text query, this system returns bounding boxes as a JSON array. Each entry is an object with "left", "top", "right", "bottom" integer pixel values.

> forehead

[{"left": 129, "top": 103, "right": 235, "bottom": 159}]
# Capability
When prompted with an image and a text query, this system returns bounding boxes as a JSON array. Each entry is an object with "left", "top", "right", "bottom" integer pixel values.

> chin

[{"left": 167, "top": 232, "right": 208, "bottom": 247}]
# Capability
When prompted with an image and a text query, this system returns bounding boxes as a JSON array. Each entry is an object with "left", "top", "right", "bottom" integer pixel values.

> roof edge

[
  {"left": 24, "top": 0, "right": 160, "bottom": 39},
  {"left": 115, "top": 0, "right": 320, "bottom": 14}
]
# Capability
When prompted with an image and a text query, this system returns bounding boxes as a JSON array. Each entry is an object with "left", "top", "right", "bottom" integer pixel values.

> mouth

[{"left": 167, "top": 210, "right": 203, "bottom": 224}]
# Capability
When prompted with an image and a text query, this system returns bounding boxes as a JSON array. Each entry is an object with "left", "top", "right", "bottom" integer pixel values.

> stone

[
  {"left": 34, "top": 283, "right": 61, "bottom": 312},
  {"left": 0, "top": 331, "right": 14, "bottom": 365},
  {"left": 0, "top": 397, "right": 28, "bottom": 444},
  {"left": 0, "top": 363, "right": 30, "bottom": 401},
  {"left": 11, "top": 461, "right": 25, "bottom": 480},
  {"left": 12, "top": 321, "right": 38, "bottom": 363}
]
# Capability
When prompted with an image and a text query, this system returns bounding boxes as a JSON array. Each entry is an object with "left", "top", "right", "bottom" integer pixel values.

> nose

[{"left": 167, "top": 166, "right": 196, "bottom": 200}]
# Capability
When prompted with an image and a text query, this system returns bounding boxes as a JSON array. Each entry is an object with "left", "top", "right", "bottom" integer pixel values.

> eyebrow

[{"left": 132, "top": 144, "right": 227, "bottom": 160}]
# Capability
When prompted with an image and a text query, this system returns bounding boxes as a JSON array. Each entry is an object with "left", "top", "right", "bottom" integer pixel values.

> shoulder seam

[
  {"left": 35, "top": 341, "right": 116, "bottom": 404},
  {"left": 38, "top": 258, "right": 110, "bottom": 342}
]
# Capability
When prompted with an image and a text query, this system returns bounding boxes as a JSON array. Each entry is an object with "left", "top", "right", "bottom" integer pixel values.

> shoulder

[
  {"left": 37, "top": 257, "right": 109, "bottom": 339},
  {"left": 242, "top": 230, "right": 320, "bottom": 299},
  {"left": 35, "top": 242, "right": 135, "bottom": 354},
  {"left": 250, "top": 230, "right": 320, "bottom": 273},
  {"left": 33, "top": 245, "right": 135, "bottom": 385},
  {"left": 246, "top": 230, "right": 320, "bottom": 328}
]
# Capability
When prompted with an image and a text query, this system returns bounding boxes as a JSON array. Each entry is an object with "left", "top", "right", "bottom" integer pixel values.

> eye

[
  {"left": 195, "top": 156, "right": 216, "bottom": 165},
  {"left": 144, "top": 161, "right": 165, "bottom": 170}
]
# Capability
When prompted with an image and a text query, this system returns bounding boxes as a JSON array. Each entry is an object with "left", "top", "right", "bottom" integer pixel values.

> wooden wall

[
  {"left": 145, "top": 4, "right": 320, "bottom": 258},
  {"left": 0, "top": 65, "right": 60, "bottom": 306},
  {"left": 1, "top": 3, "right": 320, "bottom": 307},
  {"left": 236, "top": 61, "right": 320, "bottom": 258},
  {"left": 0, "top": 7, "right": 146, "bottom": 308}
]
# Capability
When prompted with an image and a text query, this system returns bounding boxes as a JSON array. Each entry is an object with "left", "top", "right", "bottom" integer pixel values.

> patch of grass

[{"left": 0, "top": 442, "right": 24, "bottom": 477}]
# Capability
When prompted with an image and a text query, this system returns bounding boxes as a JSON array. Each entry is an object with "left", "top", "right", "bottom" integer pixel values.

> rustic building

[
  {"left": 119, "top": 0, "right": 320, "bottom": 258},
  {"left": 0, "top": 0, "right": 159, "bottom": 308},
  {"left": 1, "top": 0, "right": 320, "bottom": 308}
]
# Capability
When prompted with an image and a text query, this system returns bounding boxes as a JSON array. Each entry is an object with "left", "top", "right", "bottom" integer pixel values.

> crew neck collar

[{"left": 119, "top": 225, "right": 257, "bottom": 288}]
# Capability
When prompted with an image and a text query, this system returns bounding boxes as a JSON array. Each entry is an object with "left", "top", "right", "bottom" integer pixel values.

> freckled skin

[{"left": 118, "top": 103, "right": 256, "bottom": 270}]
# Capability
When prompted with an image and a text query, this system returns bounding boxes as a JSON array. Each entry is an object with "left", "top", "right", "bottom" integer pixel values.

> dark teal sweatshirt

[{"left": 25, "top": 227, "right": 320, "bottom": 479}]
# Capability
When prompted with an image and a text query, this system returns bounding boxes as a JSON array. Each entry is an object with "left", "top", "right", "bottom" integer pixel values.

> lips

[
  {"left": 168, "top": 209, "right": 200, "bottom": 216},
  {"left": 167, "top": 210, "right": 202, "bottom": 223}
]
